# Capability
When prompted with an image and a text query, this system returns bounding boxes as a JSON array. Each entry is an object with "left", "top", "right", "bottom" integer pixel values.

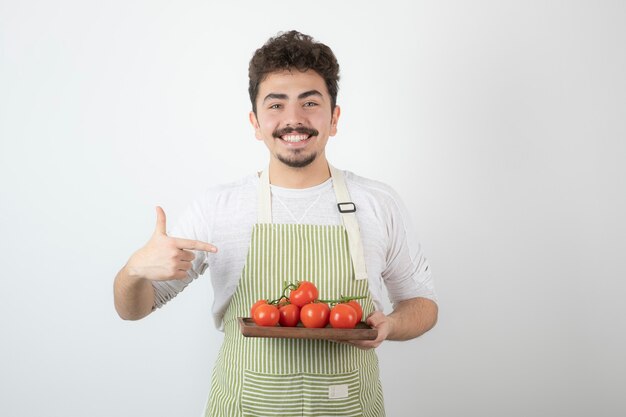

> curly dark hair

[{"left": 248, "top": 30, "right": 340, "bottom": 114}]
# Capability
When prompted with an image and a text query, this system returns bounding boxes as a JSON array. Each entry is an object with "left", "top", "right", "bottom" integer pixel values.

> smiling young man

[
  {"left": 114, "top": 30, "right": 437, "bottom": 417},
  {"left": 251, "top": 68, "right": 338, "bottom": 188}
]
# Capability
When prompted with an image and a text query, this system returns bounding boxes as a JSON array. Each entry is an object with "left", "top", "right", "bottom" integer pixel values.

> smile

[{"left": 280, "top": 134, "right": 311, "bottom": 143}]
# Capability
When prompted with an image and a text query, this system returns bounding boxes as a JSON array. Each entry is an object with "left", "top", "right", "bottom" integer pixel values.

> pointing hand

[{"left": 126, "top": 206, "right": 217, "bottom": 281}]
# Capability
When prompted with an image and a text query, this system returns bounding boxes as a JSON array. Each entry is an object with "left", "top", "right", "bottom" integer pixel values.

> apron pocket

[
  {"left": 241, "top": 369, "right": 363, "bottom": 417},
  {"left": 302, "top": 370, "right": 362, "bottom": 417},
  {"left": 241, "top": 370, "right": 303, "bottom": 417}
]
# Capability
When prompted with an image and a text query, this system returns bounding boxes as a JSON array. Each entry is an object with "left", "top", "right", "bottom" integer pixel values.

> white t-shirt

[{"left": 153, "top": 170, "right": 436, "bottom": 330}]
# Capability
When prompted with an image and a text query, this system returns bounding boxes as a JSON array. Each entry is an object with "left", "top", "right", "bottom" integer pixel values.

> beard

[{"left": 276, "top": 149, "right": 318, "bottom": 168}]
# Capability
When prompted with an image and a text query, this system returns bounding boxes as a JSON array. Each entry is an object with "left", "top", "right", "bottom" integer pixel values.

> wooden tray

[{"left": 238, "top": 318, "right": 378, "bottom": 341}]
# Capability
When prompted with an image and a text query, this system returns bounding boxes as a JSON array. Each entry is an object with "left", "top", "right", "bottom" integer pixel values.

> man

[{"left": 114, "top": 30, "right": 437, "bottom": 417}]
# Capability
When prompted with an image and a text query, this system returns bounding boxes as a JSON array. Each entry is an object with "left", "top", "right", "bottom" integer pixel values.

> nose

[{"left": 283, "top": 103, "right": 305, "bottom": 127}]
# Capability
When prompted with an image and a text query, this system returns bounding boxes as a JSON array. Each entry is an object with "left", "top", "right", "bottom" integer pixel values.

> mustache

[{"left": 273, "top": 126, "right": 319, "bottom": 138}]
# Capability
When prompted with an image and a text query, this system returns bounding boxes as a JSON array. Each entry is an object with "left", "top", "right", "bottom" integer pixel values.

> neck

[{"left": 268, "top": 155, "right": 330, "bottom": 188}]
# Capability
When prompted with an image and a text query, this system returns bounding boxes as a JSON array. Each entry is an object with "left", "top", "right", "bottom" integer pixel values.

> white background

[{"left": 1, "top": 1, "right": 625, "bottom": 416}]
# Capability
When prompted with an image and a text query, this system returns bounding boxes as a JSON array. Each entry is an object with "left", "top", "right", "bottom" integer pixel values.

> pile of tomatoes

[{"left": 250, "top": 281, "right": 364, "bottom": 329}]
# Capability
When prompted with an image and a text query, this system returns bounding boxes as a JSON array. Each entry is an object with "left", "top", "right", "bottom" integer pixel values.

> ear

[
  {"left": 329, "top": 105, "right": 341, "bottom": 137},
  {"left": 249, "top": 111, "right": 263, "bottom": 141}
]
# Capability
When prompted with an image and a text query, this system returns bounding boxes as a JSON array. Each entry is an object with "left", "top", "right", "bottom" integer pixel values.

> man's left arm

[
  {"left": 347, "top": 181, "right": 438, "bottom": 349},
  {"left": 349, "top": 297, "right": 438, "bottom": 349}
]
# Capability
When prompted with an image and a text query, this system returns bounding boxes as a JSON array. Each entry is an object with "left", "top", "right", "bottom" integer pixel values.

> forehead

[{"left": 257, "top": 69, "right": 329, "bottom": 99}]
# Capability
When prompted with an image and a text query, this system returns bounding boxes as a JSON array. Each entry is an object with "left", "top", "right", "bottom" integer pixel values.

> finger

[
  {"left": 342, "top": 340, "right": 374, "bottom": 350},
  {"left": 178, "top": 249, "right": 196, "bottom": 262},
  {"left": 366, "top": 311, "right": 384, "bottom": 327},
  {"left": 171, "top": 270, "right": 188, "bottom": 280},
  {"left": 154, "top": 206, "right": 167, "bottom": 236},
  {"left": 175, "top": 261, "right": 192, "bottom": 271},
  {"left": 172, "top": 237, "right": 218, "bottom": 253}
]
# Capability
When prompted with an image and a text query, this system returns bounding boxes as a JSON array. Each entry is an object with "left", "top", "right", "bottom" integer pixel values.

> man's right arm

[
  {"left": 113, "top": 206, "right": 218, "bottom": 321},
  {"left": 114, "top": 267, "right": 156, "bottom": 320}
]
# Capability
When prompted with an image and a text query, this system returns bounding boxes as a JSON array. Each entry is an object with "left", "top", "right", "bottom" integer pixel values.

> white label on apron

[{"left": 328, "top": 384, "right": 349, "bottom": 399}]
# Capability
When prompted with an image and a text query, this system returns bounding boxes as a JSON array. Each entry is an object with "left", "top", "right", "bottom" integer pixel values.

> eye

[
  {"left": 269, "top": 103, "right": 282, "bottom": 110},
  {"left": 303, "top": 101, "right": 318, "bottom": 108}
]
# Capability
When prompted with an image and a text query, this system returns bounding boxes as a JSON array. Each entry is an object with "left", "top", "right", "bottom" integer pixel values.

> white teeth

[{"left": 281, "top": 134, "right": 309, "bottom": 143}]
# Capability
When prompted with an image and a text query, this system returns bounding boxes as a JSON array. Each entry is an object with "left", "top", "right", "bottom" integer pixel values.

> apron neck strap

[
  {"left": 329, "top": 165, "right": 369, "bottom": 280},
  {"left": 257, "top": 164, "right": 368, "bottom": 280},
  {"left": 258, "top": 168, "right": 272, "bottom": 224}
]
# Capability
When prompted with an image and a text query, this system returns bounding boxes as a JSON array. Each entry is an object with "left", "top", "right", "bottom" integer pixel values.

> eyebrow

[
  {"left": 262, "top": 90, "right": 324, "bottom": 103},
  {"left": 298, "top": 90, "right": 323, "bottom": 100}
]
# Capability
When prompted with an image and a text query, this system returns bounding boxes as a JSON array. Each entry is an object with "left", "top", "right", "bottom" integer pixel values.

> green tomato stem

[{"left": 317, "top": 295, "right": 366, "bottom": 306}]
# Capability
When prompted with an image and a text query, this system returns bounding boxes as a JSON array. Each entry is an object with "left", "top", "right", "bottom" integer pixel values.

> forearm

[
  {"left": 113, "top": 265, "right": 156, "bottom": 321},
  {"left": 387, "top": 297, "right": 438, "bottom": 341}
]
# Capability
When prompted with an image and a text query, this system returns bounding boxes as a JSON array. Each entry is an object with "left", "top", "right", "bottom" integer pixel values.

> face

[{"left": 250, "top": 69, "right": 340, "bottom": 169}]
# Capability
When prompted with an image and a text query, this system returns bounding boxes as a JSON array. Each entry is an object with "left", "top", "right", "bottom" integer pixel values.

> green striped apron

[{"left": 204, "top": 166, "right": 385, "bottom": 417}]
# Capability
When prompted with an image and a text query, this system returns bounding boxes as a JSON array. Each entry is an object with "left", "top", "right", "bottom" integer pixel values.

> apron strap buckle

[{"left": 337, "top": 202, "right": 356, "bottom": 213}]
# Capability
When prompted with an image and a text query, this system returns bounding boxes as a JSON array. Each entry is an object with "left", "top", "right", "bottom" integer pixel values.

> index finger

[
  {"left": 172, "top": 237, "right": 218, "bottom": 253},
  {"left": 337, "top": 339, "right": 375, "bottom": 350}
]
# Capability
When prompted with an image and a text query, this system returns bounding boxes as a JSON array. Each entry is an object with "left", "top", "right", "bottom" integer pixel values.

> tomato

[
  {"left": 345, "top": 300, "right": 363, "bottom": 323},
  {"left": 252, "top": 303, "right": 279, "bottom": 327},
  {"left": 300, "top": 302, "right": 330, "bottom": 328},
  {"left": 329, "top": 303, "right": 358, "bottom": 329},
  {"left": 289, "top": 281, "right": 319, "bottom": 307},
  {"left": 250, "top": 299, "right": 268, "bottom": 318},
  {"left": 278, "top": 303, "right": 300, "bottom": 327}
]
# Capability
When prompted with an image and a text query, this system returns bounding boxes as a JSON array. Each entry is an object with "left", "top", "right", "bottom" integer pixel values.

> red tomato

[
  {"left": 329, "top": 303, "right": 358, "bottom": 329},
  {"left": 250, "top": 299, "right": 268, "bottom": 318},
  {"left": 278, "top": 303, "right": 300, "bottom": 327},
  {"left": 289, "top": 281, "right": 319, "bottom": 307},
  {"left": 300, "top": 302, "right": 330, "bottom": 328},
  {"left": 346, "top": 300, "right": 363, "bottom": 323},
  {"left": 252, "top": 303, "right": 279, "bottom": 327}
]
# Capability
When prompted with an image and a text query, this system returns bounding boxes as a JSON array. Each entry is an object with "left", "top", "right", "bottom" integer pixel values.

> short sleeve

[{"left": 381, "top": 189, "right": 437, "bottom": 306}]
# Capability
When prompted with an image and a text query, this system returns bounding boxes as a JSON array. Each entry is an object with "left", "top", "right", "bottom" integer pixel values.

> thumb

[
  {"left": 366, "top": 311, "right": 384, "bottom": 327},
  {"left": 154, "top": 206, "right": 167, "bottom": 236}
]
